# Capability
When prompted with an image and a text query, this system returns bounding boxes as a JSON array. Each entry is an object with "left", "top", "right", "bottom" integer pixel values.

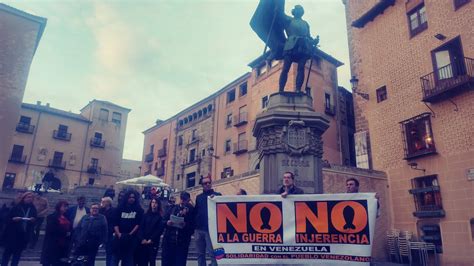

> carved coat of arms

[{"left": 281, "top": 120, "right": 310, "bottom": 156}]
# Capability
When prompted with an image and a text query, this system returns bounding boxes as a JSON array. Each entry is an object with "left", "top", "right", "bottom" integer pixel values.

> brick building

[
  {"left": 0, "top": 4, "right": 46, "bottom": 185},
  {"left": 141, "top": 49, "right": 356, "bottom": 191},
  {"left": 4, "top": 100, "right": 131, "bottom": 191},
  {"left": 344, "top": 0, "right": 474, "bottom": 264}
]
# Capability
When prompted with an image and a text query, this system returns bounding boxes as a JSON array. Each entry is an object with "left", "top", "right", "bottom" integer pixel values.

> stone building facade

[
  {"left": 344, "top": 0, "right": 474, "bottom": 264},
  {"left": 0, "top": 4, "right": 46, "bottom": 185},
  {"left": 142, "top": 49, "right": 356, "bottom": 191},
  {"left": 4, "top": 100, "right": 130, "bottom": 191}
]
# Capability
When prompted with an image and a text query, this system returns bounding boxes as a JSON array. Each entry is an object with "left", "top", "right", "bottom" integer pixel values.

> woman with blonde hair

[{"left": 1, "top": 192, "right": 37, "bottom": 266}]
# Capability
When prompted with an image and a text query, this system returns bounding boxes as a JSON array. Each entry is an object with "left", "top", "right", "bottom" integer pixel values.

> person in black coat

[
  {"left": 100, "top": 197, "right": 115, "bottom": 266},
  {"left": 111, "top": 189, "right": 143, "bottom": 266},
  {"left": 1, "top": 192, "right": 37, "bottom": 266},
  {"left": 41, "top": 200, "right": 72, "bottom": 266},
  {"left": 194, "top": 175, "right": 221, "bottom": 266},
  {"left": 135, "top": 198, "right": 163, "bottom": 266},
  {"left": 161, "top": 191, "right": 195, "bottom": 266},
  {"left": 276, "top": 171, "right": 304, "bottom": 197}
]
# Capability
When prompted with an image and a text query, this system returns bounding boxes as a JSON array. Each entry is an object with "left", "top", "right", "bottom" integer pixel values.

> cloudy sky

[{"left": 7, "top": 0, "right": 350, "bottom": 161}]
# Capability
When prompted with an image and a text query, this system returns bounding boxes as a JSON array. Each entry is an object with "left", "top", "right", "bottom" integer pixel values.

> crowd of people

[{"left": 0, "top": 172, "right": 377, "bottom": 266}]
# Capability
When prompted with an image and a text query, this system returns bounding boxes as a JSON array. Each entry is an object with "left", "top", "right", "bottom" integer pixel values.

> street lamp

[
  {"left": 208, "top": 146, "right": 219, "bottom": 159},
  {"left": 350, "top": 75, "right": 369, "bottom": 100}
]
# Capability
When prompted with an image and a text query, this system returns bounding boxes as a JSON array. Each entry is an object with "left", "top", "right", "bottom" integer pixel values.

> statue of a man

[
  {"left": 250, "top": 2, "right": 318, "bottom": 93},
  {"left": 279, "top": 5, "right": 318, "bottom": 93}
]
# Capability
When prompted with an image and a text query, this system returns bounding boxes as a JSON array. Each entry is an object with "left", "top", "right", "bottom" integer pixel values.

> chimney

[
  {"left": 36, "top": 101, "right": 41, "bottom": 105},
  {"left": 46, "top": 103, "right": 50, "bottom": 107}
]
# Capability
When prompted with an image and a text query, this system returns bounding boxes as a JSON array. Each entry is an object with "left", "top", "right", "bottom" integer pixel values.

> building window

[
  {"left": 191, "top": 129, "right": 198, "bottom": 142},
  {"left": 226, "top": 113, "right": 232, "bottom": 127},
  {"left": 112, "top": 112, "right": 122, "bottom": 124},
  {"left": 19, "top": 116, "right": 31, "bottom": 126},
  {"left": 239, "top": 82, "right": 248, "bottom": 96},
  {"left": 222, "top": 167, "right": 233, "bottom": 178},
  {"left": 150, "top": 144, "right": 154, "bottom": 154},
  {"left": 409, "top": 175, "right": 444, "bottom": 218},
  {"left": 202, "top": 149, "right": 206, "bottom": 157},
  {"left": 408, "top": 4, "right": 427, "bottom": 37},
  {"left": 9, "top": 145, "right": 25, "bottom": 163},
  {"left": 400, "top": 113, "right": 436, "bottom": 159},
  {"left": 454, "top": 0, "right": 471, "bottom": 9},
  {"left": 257, "top": 64, "right": 267, "bottom": 76},
  {"left": 227, "top": 89, "right": 236, "bottom": 104},
  {"left": 189, "top": 149, "right": 196, "bottom": 163},
  {"left": 470, "top": 219, "right": 474, "bottom": 241},
  {"left": 178, "top": 135, "right": 183, "bottom": 146},
  {"left": 58, "top": 125, "right": 68, "bottom": 135},
  {"left": 186, "top": 172, "right": 196, "bottom": 188},
  {"left": 262, "top": 96, "right": 269, "bottom": 109},
  {"left": 94, "top": 132, "right": 102, "bottom": 140},
  {"left": 419, "top": 223, "right": 443, "bottom": 253},
  {"left": 376, "top": 86, "right": 388, "bottom": 103},
  {"left": 99, "top": 108, "right": 109, "bottom": 121},
  {"left": 154, "top": 162, "right": 158, "bottom": 170},
  {"left": 225, "top": 139, "right": 232, "bottom": 153},
  {"left": 177, "top": 174, "right": 180, "bottom": 181}
]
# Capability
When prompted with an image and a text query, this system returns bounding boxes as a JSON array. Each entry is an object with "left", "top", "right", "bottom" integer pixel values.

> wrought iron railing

[
  {"left": 420, "top": 57, "right": 474, "bottom": 101},
  {"left": 233, "top": 112, "right": 248, "bottom": 127},
  {"left": 9, "top": 155, "right": 26, "bottom": 164},
  {"left": 233, "top": 140, "right": 248, "bottom": 154},
  {"left": 90, "top": 138, "right": 105, "bottom": 148},
  {"left": 16, "top": 123, "right": 35, "bottom": 134},
  {"left": 53, "top": 130, "right": 71, "bottom": 141},
  {"left": 49, "top": 159, "right": 66, "bottom": 169}
]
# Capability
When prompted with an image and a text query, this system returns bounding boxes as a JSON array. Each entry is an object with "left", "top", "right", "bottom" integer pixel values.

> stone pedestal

[{"left": 252, "top": 92, "right": 330, "bottom": 194}]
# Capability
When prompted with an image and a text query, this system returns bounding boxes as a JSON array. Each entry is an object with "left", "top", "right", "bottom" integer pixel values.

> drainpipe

[
  {"left": 78, "top": 107, "right": 93, "bottom": 187},
  {"left": 23, "top": 110, "right": 42, "bottom": 187}
]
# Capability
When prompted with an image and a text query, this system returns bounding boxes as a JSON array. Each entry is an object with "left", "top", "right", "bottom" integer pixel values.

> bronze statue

[{"left": 250, "top": 1, "right": 318, "bottom": 93}]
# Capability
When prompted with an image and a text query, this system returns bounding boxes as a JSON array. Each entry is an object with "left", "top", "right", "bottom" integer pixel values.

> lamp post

[{"left": 350, "top": 75, "right": 369, "bottom": 100}]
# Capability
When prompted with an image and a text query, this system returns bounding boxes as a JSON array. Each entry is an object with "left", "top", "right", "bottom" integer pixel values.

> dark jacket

[
  {"left": 41, "top": 213, "right": 72, "bottom": 265},
  {"left": 65, "top": 205, "right": 90, "bottom": 224},
  {"left": 276, "top": 185, "right": 304, "bottom": 195},
  {"left": 137, "top": 211, "right": 163, "bottom": 246},
  {"left": 100, "top": 206, "right": 116, "bottom": 239},
  {"left": 194, "top": 189, "right": 221, "bottom": 231},
  {"left": 113, "top": 205, "right": 144, "bottom": 234},
  {"left": 3, "top": 203, "right": 37, "bottom": 249},
  {"left": 163, "top": 203, "right": 194, "bottom": 244},
  {"left": 74, "top": 214, "right": 108, "bottom": 248}
]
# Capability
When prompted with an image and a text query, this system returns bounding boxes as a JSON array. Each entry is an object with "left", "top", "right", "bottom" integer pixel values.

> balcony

[
  {"left": 53, "top": 130, "right": 71, "bottom": 141},
  {"left": 48, "top": 159, "right": 66, "bottom": 169},
  {"left": 145, "top": 153, "right": 154, "bottom": 162},
  {"left": 16, "top": 123, "right": 35, "bottom": 134},
  {"left": 9, "top": 155, "right": 26, "bottom": 164},
  {"left": 233, "top": 113, "right": 248, "bottom": 127},
  {"left": 87, "top": 165, "right": 101, "bottom": 174},
  {"left": 156, "top": 167, "right": 165, "bottom": 176},
  {"left": 420, "top": 57, "right": 474, "bottom": 102},
  {"left": 233, "top": 140, "right": 248, "bottom": 155},
  {"left": 90, "top": 138, "right": 105, "bottom": 148},
  {"left": 157, "top": 148, "right": 167, "bottom": 158},
  {"left": 325, "top": 105, "right": 336, "bottom": 116}
]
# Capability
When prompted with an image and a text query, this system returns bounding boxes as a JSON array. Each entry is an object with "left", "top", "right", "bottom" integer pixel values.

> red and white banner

[{"left": 208, "top": 193, "right": 378, "bottom": 265}]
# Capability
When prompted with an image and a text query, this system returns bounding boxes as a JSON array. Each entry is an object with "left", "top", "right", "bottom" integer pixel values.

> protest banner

[{"left": 208, "top": 193, "right": 378, "bottom": 265}]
